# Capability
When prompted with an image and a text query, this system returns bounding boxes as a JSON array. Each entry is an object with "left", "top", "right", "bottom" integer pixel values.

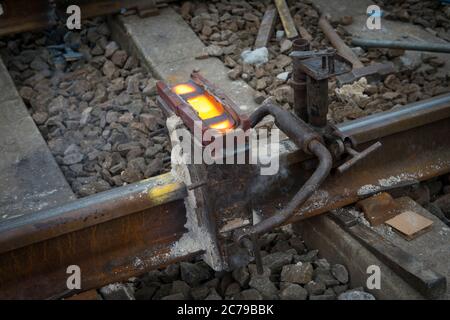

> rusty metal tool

[
  {"left": 318, "top": 15, "right": 395, "bottom": 86},
  {"left": 290, "top": 38, "right": 311, "bottom": 121},
  {"left": 290, "top": 45, "right": 383, "bottom": 172},
  {"left": 274, "top": 0, "right": 298, "bottom": 39},
  {"left": 290, "top": 48, "right": 352, "bottom": 128},
  {"left": 254, "top": 7, "right": 278, "bottom": 48}
]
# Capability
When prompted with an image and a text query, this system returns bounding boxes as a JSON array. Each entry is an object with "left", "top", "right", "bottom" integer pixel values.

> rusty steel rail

[
  {"left": 0, "top": 173, "right": 196, "bottom": 299},
  {"left": 1, "top": 93, "right": 450, "bottom": 299},
  {"left": 0, "top": 173, "right": 187, "bottom": 254}
]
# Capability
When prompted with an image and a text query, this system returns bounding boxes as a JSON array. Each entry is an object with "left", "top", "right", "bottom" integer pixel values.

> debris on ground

[{"left": 176, "top": 0, "right": 450, "bottom": 123}]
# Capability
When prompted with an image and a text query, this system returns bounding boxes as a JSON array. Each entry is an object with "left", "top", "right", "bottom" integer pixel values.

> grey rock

[
  {"left": 162, "top": 263, "right": 180, "bottom": 282},
  {"left": 262, "top": 251, "right": 293, "bottom": 273},
  {"left": 170, "top": 280, "right": 191, "bottom": 299},
  {"left": 180, "top": 262, "right": 211, "bottom": 286},
  {"left": 32, "top": 112, "right": 49, "bottom": 125},
  {"left": 273, "top": 85, "right": 294, "bottom": 104},
  {"left": 279, "top": 283, "right": 308, "bottom": 300},
  {"left": 206, "top": 45, "right": 223, "bottom": 57},
  {"left": 104, "top": 41, "right": 119, "bottom": 58},
  {"left": 153, "top": 283, "right": 172, "bottom": 300},
  {"left": 144, "top": 158, "right": 163, "bottom": 177},
  {"left": 120, "top": 167, "right": 143, "bottom": 183},
  {"left": 234, "top": 289, "right": 263, "bottom": 300},
  {"left": 140, "top": 114, "right": 159, "bottom": 131},
  {"left": 331, "top": 264, "right": 349, "bottom": 284},
  {"left": 249, "top": 276, "right": 278, "bottom": 299},
  {"left": 102, "top": 60, "right": 116, "bottom": 79},
  {"left": 351, "top": 47, "right": 365, "bottom": 57},
  {"left": 80, "top": 107, "right": 93, "bottom": 126},
  {"left": 305, "top": 280, "right": 326, "bottom": 295},
  {"left": 161, "top": 293, "right": 185, "bottom": 300},
  {"left": 276, "top": 71, "right": 290, "bottom": 81},
  {"left": 30, "top": 57, "right": 48, "bottom": 71},
  {"left": 205, "top": 288, "right": 222, "bottom": 300},
  {"left": 227, "top": 66, "right": 242, "bottom": 80},
  {"left": 332, "top": 284, "right": 348, "bottom": 295},
  {"left": 134, "top": 285, "right": 158, "bottom": 300},
  {"left": 276, "top": 30, "right": 285, "bottom": 41},
  {"left": 241, "top": 47, "right": 269, "bottom": 66},
  {"left": 280, "top": 39, "right": 293, "bottom": 53},
  {"left": 190, "top": 286, "right": 210, "bottom": 300},
  {"left": 338, "top": 290, "right": 375, "bottom": 300},
  {"left": 315, "top": 273, "right": 340, "bottom": 287},
  {"left": 124, "top": 56, "right": 139, "bottom": 70},
  {"left": 295, "top": 249, "right": 319, "bottom": 263},
  {"left": 225, "top": 282, "right": 241, "bottom": 296},
  {"left": 111, "top": 50, "right": 128, "bottom": 67},
  {"left": 310, "top": 294, "right": 335, "bottom": 300},
  {"left": 289, "top": 237, "right": 305, "bottom": 254},
  {"left": 232, "top": 266, "right": 250, "bottom": 288},
  {"left": 142, "top": 79, "right": 158, "bottom": 96},
  {"left": 248, "top": 264, "right": 271, "bottom": 278},
  {"left": 100, "top": 283, "right": 135, "bottom": 300},
  {"left": 281, "top": 263, "right": 313, "bottom": 285},
  {"left": 254, "top": 91, "right": 266, "bottom": 104},
  {"left": 313, "top": 258, "right": 330, "bottom": 270},
  {"left": 63, "top": 152, "right": 84, "bottom": 165}
]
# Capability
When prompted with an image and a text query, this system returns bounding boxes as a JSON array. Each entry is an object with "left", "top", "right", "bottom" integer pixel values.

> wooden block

[
  {"left": 385, "top": 211, "right": 433, "bottom": 240},
  {"left": 274, "top": 0, "right": 298, "bottom": 39},
  {"left": 254, "top": 7, "right": 278, "bottom": 49},
  {"left": 357, "top": 192, "right": 400, "bottom": 226}
]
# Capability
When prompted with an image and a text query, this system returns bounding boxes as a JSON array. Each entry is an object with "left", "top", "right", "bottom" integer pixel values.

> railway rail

[{"left": 1, "top": 91, "right": 449, "bottom": 299}]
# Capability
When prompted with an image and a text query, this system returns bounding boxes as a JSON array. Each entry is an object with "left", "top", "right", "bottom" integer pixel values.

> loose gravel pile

[
  {"left": 124, "top": 228, "right": 374, "bottom": 300},
  {"left": 0, "top": 18, "right": 171, "bottom": 197},
  {"left": 175, "top": 0, "right": 450, "bottom": 123}
]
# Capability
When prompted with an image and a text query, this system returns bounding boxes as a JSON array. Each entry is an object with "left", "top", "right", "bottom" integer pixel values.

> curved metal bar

[{"left": 234, "top": 102, "right": 333, "bottom": 242}]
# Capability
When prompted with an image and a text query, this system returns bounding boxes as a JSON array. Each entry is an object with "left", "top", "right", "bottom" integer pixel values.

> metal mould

[{"left": 157, "top": 72, "right": 250, "bottom": 145}]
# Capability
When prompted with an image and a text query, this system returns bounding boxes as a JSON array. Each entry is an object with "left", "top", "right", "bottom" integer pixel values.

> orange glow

[
  {"left": 172, "top": 84, "right": 196, "bottom": 95},
  {"left": 172, "top": 82, "right": 235, "bottom": 131},
  {"left": 187, "top": 94, "right": 224, "bottom": 120},
  {"left": 209, "top": 119, "right": 233, "bottom": 131}
]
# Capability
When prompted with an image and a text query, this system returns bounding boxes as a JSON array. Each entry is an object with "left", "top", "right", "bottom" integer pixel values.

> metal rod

[
  {"left": 318, "top": 15, "right": 364, "bottom": 69},
  {"left": 337, "top": 92, "right": 450, "bottom": 145},
  {"left": 352, "top": 38, "right": 450, "bottom": 54}
]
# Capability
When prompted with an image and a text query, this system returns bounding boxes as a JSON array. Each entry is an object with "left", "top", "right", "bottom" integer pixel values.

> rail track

[
  {"left": 0, "top": 1, "right": 449, "bottom": 300},
  {"left": 0, "top": 91, "right": 449, "bottom": 299}
]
